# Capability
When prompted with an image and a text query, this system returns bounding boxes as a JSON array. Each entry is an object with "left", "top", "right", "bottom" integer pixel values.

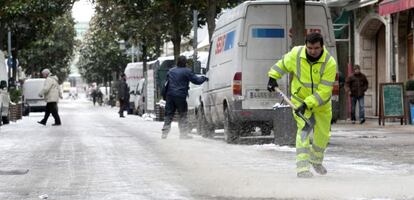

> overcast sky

[{"left": 72, "top": 0, "right": 95, "bottom": 22}]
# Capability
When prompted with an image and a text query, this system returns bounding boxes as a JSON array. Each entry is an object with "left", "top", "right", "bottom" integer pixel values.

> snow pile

[
  {"left": 158, "top": 100, "right": 166, "bottom": 108},
  {"left": 142, "top": 113, "right": 156, "bottom": 121}
]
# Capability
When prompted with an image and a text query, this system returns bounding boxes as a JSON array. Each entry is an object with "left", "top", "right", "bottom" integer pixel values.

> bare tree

[{"left": 290, "top": 0, "right": 305, "bottom": 47}]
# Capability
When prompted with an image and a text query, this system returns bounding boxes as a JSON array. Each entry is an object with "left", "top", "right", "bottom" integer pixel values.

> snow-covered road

[{"left": 0, "top": 98, "right": 413, "bottom": 200}]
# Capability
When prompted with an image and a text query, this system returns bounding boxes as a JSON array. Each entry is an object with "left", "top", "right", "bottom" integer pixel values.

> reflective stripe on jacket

[{"left": 268, "top": 45, "right": 337, "bottom": 109}]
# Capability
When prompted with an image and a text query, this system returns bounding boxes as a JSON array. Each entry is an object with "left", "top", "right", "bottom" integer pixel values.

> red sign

[
  {"left": 379, "top": 0, "right": 414, "bottom": 16},
  {"left": 215, "top": 34, "right": 227, "bottom": 55}
]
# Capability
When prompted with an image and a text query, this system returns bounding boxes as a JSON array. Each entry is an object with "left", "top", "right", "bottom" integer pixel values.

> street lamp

[
  {"left": 119, "top": 39, "right": 126, "bottom": 51},
  {"left": 118, "top": 39, "right": 140, "bottom": 63}
]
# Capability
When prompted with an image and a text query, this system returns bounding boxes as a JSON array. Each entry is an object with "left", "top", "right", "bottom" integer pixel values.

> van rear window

[
  {"left": 247, "top": 26, "right": 286, "bottom": 60},
  {"left": 252, "top": 28, "right": 284, "bottom": 38}
]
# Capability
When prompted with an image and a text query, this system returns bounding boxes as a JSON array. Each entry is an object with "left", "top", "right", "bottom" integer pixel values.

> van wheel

[
  {"left": 224, "top": 108, "right": 239, "bottom": 144},
  {"left": 197, "top": 105, "right": 214, "bottom": 138},
  {"left": 2, "top": 116, "right": 9, "bottom": 125}
]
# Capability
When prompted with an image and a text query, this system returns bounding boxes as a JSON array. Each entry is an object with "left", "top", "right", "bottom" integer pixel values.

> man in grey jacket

[{"left": 38, "top": 69, "right": 62, "bottom": 126}]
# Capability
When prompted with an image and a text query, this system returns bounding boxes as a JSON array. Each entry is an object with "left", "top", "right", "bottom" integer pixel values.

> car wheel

[{"left": 23, "top": 105, "right": 30, "bottom": 116}]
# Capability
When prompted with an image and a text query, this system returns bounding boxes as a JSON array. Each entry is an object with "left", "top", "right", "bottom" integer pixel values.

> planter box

[{"left": 9, "top": 103, "right": 22, "bottom": 122}]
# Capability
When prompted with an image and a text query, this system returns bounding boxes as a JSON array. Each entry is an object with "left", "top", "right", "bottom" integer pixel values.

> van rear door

[{"left": 242, "top": 3, "right": 289, "bottom": 110}]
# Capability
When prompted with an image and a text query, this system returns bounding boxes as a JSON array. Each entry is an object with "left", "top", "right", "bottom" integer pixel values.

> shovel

[{"left": 274, "top": 87, "right": 314, "bottom": 128}]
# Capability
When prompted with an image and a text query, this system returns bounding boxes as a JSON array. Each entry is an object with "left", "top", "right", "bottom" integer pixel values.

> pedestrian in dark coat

[
  {"left": 118, "top": 74, "right": 129, "bottom": 118},
  {"left": 91, "top": 89, "right": 97, "bottom": 106},
  {"left": 161, "top": 56, "right": 208, "bottom": 139},
  {"left": 345, "top": 65, "right": 369, "bottom": 124}
]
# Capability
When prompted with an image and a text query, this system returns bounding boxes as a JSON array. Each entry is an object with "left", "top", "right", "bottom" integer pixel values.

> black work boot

[{"left": 312, "top": 163, "right": 327, "bottom": 175}]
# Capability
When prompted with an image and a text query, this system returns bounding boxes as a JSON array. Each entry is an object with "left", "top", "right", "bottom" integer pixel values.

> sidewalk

[
  {"left": 329, "top": 118, "right": 414, "bottom": 166},
  {"left": 333, "top": 118, "right": 414, "bottom": 134}
]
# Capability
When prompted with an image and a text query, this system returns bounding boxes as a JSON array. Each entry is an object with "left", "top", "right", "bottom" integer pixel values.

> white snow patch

[
  {"left": 252, "top": 144, "right": 296, "bottom": 152},
  {"left": 272, "top": 103, "right": 291, "bottom": 109},
  {"left": 142, "top": 113, "right": 156, "bottom": 121},
  {"left": 157, "top": 100, "right": 166, "bottom": 108}
]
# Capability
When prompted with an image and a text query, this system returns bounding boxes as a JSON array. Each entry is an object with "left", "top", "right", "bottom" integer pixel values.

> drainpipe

[
  {"left": 385, "top": 15, "right": 393, "bottom": 83},
  {"left": 392, "top": 13, "right": 399, "bottom": 82}
]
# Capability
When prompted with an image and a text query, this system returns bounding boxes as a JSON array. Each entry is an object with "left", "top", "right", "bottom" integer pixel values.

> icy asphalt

[{"left": 0, "top": 97, "right": 413, "bottom": 200}]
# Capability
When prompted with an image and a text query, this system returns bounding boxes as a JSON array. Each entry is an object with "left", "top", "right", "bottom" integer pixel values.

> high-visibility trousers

[{"left": 292, "top": 100, "right": 332, "bottom": 173}]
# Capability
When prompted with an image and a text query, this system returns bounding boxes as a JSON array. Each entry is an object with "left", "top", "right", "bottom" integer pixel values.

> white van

[
  {"left": 23, "top": 78, "right": 47, "bottom": 114},
  {"left": 0, "top": 51, "right": 10, "bottom": 124},
  {"left": 133, "top": 78, "right": 146, "bottom": 115},
  {"left": 124, "top": 62, "right": 144, "bottom": 114},
  {"left": 197, "top": 1, "right": 338, "bottom": 143}
]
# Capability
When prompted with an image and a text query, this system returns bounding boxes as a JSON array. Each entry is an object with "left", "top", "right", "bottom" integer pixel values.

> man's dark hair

[
  {"left": 121, "top": 73, "right": 126, "bottom": 78},
  {"left": 177, "top": 56, "right": 187, "bottom": 68},
  {"left": 305, "top": 32, "right": 324, "bottom": 46}
]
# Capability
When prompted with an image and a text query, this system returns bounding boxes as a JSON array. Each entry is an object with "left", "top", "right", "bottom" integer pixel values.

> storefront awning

[{"left": 379, "top": 0, "right": 414, "bottom": 16}]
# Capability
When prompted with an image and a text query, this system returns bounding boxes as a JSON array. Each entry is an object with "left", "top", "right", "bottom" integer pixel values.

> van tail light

[
  {"left": 233, "top": 72, "right": 242, "bottom": 96},
  {"left": 332, "top": 73, "right": 339, "bottom": 96}
]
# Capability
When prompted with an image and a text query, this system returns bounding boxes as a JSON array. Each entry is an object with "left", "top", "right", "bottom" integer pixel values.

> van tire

[
  {"left": 2, "top": 116, "right": 9, "bottom": 125},
  {"left": 196, "top": 105, "right": 214, "bottom": 138},
  {"left": 224, "top": 108, "right": 239, "bottom": 143}
]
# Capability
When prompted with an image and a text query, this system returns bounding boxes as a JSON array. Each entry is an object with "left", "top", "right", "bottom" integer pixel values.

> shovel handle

[{"left": 274, "top": 87, "right": 297, "bottom": 109}]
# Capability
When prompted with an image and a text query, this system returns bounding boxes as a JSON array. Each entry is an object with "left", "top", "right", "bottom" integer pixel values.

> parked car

[
  {"left": 0, "top": 51, "right": 10, "bottom": 124},
  {"left": 23, "top": 78, "right": 46, "bottom": 115},
  {"left": 197, "top": 0, "right": 338, "bottom": 143},
  {"left": 124, "top": 62, "right": 144, "bottom": 114}
]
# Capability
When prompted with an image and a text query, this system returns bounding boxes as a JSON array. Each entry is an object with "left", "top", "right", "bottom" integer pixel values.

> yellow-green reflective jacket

[{"left": 268, "top": 45, "right": 337, "bottom": 109}]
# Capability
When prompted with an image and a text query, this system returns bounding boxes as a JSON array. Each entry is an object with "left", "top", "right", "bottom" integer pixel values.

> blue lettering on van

[{"left": 252, "top": 28, "right": 284, "bottom": 38}]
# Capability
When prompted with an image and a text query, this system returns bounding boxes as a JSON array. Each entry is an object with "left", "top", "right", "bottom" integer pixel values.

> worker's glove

[
  {"left": 267, "top": 77, "right": 278, "bottom": 92},
  {"left": 295, "top": 103, "right": 307, "bottom": 115}
]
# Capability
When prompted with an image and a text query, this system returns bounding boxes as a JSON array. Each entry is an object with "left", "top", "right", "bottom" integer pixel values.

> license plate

[{"left": 248, "top": 90, "right": 278, "bottom": 99}]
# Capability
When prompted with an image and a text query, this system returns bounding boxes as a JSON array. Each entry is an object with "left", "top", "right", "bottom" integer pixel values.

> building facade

[{"left": 330, "top": 0, "right": 414, "bottom": 117}]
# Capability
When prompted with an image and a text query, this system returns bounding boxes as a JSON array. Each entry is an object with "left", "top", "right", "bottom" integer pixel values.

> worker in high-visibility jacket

[{"left": 267, "top": 32, "right": 337, "bottom": 178}]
